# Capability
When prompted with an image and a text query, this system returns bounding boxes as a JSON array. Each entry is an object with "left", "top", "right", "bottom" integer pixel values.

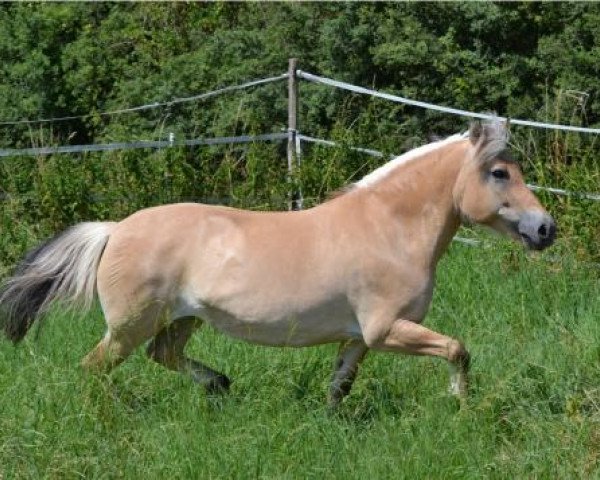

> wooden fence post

[{"left": 288, "top": 58, "right": 302, "bottom": 210}]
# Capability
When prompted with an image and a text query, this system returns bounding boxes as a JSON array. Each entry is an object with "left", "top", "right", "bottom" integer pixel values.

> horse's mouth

[
  {"left": 500, "top": 211, "right": 556, "bottom": 251},
  {"left": 518, "top": 231, "right": 555, "bottom": 251},
  {"left": 500, "top": 221, "right": 548, "bottom": 251},
  {"left": 519, "top": 232, "right": 539, "bottom": 250}
]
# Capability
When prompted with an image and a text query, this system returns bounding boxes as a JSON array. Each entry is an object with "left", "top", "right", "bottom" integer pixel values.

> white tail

[{"left": 0, "top": 222, "right": 115, "bottom": 342}]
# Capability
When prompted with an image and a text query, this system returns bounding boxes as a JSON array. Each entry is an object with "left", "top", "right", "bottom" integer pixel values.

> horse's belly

[{"left": 172, "top": 294, "right": 362, "bottom": 347}]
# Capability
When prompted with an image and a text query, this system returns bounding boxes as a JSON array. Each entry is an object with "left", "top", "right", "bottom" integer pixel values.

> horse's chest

[
  {"left": 353, "top": 267, "right": 435, "bottom": 323},
  {"left": 399, "top": 280, "right": 435, "bottom": 321}
]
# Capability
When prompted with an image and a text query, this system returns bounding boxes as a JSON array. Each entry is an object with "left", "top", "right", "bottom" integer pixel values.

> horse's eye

[{"left": 491, "top": 169, "right": 510, "bottom": 180}]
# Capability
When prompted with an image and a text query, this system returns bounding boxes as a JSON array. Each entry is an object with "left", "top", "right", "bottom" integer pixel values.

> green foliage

[
  {"left": 0, "top": 3, "right": 599, "bottom": 268},
  {"left": 2, "top": 2, "right": 600, "bottom": 138}
]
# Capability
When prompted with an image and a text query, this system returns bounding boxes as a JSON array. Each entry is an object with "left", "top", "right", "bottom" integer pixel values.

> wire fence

[
  {"left": 0, "top": 133, "right": 288, "bottom": 158},
  {"left": 297, "top": 71, "right": 600, "bottom": 134},
  {"left": 0, "top": 74, "right": 289, "bottom": 126},
  {"left": 1, "top": 68, "right": 599, "bottom": 204}
]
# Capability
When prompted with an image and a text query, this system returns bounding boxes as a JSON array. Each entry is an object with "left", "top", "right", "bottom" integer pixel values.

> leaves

[{"left": 0, "top": 3, "right": 598, "bottom": 265}]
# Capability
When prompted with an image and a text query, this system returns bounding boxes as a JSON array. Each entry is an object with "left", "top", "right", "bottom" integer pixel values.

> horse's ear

[
  {"left": 469, "top": 120, "right": 484, "bottom": 146},
  {"left": 469, "top": 116, "right": 507, "bottom": 148},
  {"left": 469, "top": 117, "right": 510, "bottom": 166}
]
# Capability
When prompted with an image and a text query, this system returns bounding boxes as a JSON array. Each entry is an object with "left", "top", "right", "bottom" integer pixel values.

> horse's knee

[
  {"left": 328, "top": 341, "right": 368, "bottom": 406},
  {"left": 447, "top": 339, "right": 470, "bottom": 371}
]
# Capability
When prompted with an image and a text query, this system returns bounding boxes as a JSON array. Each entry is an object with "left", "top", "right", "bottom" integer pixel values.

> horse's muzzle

[{"left": 518, "top": 211, "right": 557, "bottom": 250}]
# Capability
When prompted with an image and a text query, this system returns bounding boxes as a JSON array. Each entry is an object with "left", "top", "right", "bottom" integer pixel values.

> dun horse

[{"left": 0, "top": 119, "right": 555, "bottom": 405}]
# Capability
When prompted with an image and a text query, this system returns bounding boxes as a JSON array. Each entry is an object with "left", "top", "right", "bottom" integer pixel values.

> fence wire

[
  {"left": 0, "top": 74, "right": 289, "bottom": 126},
  {"left": 0, "top": 69, "right": 598, "bottom": 202},
  {"left": 0, "top": 133, "right": 288, "bottom": 158},
  {"left": 297, "top": 70, "right": 600, "bottom": 134}
]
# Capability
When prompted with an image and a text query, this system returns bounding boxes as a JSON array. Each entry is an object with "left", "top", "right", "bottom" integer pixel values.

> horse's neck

[{"left": 359, "top": 142, "right": 466, "bottom": 268}]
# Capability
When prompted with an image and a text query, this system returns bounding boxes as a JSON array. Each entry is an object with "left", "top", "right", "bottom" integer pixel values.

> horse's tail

[{"left": 0, "top": 222, "right": 116, "bottom": 343}]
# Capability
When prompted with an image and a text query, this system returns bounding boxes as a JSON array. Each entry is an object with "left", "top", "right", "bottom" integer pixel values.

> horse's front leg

[{"left": 363, "top": 319, "right": 470, "bottom": 397}]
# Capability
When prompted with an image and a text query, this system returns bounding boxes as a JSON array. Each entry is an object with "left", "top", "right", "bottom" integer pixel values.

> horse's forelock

[{"left": 470, "top": 117, "right": 511, "bottom": 165}]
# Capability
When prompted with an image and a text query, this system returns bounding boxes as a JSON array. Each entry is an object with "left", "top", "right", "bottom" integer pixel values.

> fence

[{"left": 1, "top": 59, "right": 599, "bottom": 211}]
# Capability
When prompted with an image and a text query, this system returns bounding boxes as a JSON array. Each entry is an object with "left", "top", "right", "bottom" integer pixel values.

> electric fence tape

[
  {"left": 0, "top": 74, "right": 289, "bottom": 126},
  {"left": 0, "top": 70, "right": 599, "bottom": 201},
  {"left": 0, "top": 133, "right": 289, "bottom": 158},
  {"left": 297, "top": 70, "right": 600, "bottom": 134}
]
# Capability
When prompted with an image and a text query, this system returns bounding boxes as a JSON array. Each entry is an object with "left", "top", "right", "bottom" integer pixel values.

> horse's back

[
  {"left": 96, "top": 203, "right": 258, "bottom": 303},
  {"left": 95, "top": 203, "right": 354, "bottom": 338}
]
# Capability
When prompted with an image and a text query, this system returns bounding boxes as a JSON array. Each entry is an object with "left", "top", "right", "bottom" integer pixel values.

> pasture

[
  {"left": 1, "top": 239, "right": 598, "bottom": 479},
  {"left": 1, "top": 4, "right": 600, "bottom": 478}
]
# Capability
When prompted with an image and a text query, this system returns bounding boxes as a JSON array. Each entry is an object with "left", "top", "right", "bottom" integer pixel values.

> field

[
  {"left": 2, "top": 4, "right": 600, "bottom": 478},
  {"left": 1, "top": 238, "right": 598, "bottom": 479}
]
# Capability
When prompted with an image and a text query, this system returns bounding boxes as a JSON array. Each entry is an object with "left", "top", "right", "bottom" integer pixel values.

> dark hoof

[
  {"left": 205, "top": 375, "right": 231, "bottom": 395},
  {"left": 328, "top": 378, "right": 354, "bottom": 407}
]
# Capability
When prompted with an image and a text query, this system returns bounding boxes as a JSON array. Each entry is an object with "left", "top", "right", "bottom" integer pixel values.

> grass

[{"left": 0, "top": 239, "right": 599, "bottom": 479}]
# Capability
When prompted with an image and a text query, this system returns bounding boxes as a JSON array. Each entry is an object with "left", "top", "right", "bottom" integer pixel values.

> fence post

[{"left": 288, "top": 58, "right": 302, "bottom": 210}]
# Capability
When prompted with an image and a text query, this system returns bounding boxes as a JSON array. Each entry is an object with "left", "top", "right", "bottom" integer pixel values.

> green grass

[{"left": 1, "top": 240, "right": 599, "bottom": 479}]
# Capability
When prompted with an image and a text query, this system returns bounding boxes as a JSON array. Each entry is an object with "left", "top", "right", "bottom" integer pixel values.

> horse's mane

[{"left": 325, "top": 118, "right": 513, "bottom": 202}]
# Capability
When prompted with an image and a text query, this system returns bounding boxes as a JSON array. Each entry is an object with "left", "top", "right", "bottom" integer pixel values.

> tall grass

[{"left": 0, "top": 244, "right": 598, "bottom": 478}]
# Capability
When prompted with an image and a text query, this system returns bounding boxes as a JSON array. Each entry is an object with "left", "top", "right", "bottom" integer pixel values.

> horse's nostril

[{"left": 538, "top": 224, "right": 547, "bottom": 237}]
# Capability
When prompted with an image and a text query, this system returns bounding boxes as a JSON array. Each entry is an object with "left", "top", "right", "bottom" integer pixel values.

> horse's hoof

[{"left": 204, "top": 375, "right": 231, "bottom": 395}]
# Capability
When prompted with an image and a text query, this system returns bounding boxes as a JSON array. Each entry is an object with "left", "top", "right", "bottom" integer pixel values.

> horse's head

[{"left": 454, "top": 119, "right": 556, "bottom": 250}]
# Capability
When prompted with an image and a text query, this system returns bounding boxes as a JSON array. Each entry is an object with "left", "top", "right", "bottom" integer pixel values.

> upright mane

[
  {"left": 328, "top": 118, "right": 510, "bottom": 201},
  {"left": 354, "top": 132, "right": 468, "bottom": 189}
]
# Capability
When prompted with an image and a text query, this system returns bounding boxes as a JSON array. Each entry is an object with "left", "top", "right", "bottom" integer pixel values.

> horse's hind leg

[
  {"left": 81, "top": 302, "right": 166, "bottom": 374},
  {"left": 146, "top": 316, "right": 231, "bottom": 393},
  {"left": 328, "top": 340, "right": 368, "bottom": 407},
  {"left": 81, "top": 334, "right": 128, "bottom": 373},
  {"left": 82, "top": 322, "right": 160, "bottom": 374}
]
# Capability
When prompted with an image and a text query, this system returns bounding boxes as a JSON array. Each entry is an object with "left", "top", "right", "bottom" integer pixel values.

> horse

[{"left": 0, "top": 118, "right": 556, "bottom": 405}]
